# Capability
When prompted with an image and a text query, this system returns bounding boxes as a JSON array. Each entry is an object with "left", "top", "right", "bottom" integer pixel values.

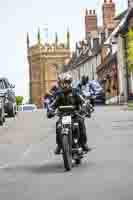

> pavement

[{"left": 0, "top": 106, "right": 133, "bottom": 200}]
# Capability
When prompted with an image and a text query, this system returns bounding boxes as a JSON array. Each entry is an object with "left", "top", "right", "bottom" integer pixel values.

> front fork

[
  {"left": 56, "top": 122, "right": 72, "bottom": 150},
  {"left": 57, "top": 121, "right": 80, "bottom": 152},
  {"left": 72, "top": 122, "right": 80, "bottom": 147}
]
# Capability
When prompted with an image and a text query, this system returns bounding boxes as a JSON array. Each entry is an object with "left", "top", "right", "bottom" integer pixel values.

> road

[{"left": 0, "top": 106, "right": 133, "bottom": 200}]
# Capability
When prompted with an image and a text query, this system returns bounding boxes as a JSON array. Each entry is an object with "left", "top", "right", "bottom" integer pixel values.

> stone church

[{"left": 27, "top": 30, "right": 71, "bottom": 108}]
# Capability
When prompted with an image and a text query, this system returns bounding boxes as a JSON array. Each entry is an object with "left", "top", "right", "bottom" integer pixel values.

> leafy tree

[
  {"left": 16, "top": 96, "right": 24, "bottom": 107},
  {"left": 127, "top": 28, "right": 133, "bottom": 72}
]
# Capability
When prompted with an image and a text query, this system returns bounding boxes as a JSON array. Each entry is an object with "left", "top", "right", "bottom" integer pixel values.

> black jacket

[{"left": 50, "top": 88, "right": 84, "bottom": 111}]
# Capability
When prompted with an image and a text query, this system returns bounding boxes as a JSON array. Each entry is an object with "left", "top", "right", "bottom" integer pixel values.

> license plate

[{"left": 62, "top": 116, "right": 71, "bottom": 125}]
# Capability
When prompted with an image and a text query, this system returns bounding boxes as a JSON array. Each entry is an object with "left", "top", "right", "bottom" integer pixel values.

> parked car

[
  {"left": 18, "top": 104, "right": 37, "bottom": 112},
  {"left": 0, "top": 78, "right": 17, "bottom": 117},
  {"left": 0, "top": 94, "right": 5, "bottom": 126}
]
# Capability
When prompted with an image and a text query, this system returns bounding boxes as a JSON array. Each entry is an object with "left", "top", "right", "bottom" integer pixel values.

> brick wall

[{"left": 85, "top": 9, "right": 97, "bottom": 38}]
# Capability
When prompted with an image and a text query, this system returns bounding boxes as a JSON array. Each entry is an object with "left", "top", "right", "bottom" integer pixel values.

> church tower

[{"left": 27, "top": 29, "right": 71, "bottom": 108}]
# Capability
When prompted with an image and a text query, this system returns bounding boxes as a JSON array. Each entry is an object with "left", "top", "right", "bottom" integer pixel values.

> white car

[{"left": 18, "top": 104, "right": 37, "bottom": 112}]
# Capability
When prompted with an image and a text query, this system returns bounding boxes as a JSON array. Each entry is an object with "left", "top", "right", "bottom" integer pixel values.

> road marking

[
  {"left": 0, "top": 144, "right": 33, "bottom": 169},
  {"left": 22, "top": 145, "right": 33, "bottom": 158},
  {"left": 0, "top": 143, "right": 54, "bottom": 169},
  {"left": 0, "top": 163, "right": 11, "bottom": 169}
]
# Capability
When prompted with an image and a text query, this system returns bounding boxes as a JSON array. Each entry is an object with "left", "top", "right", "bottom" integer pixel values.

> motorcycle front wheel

[{"left": 62, "top": 135, "right": 72, "bottom": 171}]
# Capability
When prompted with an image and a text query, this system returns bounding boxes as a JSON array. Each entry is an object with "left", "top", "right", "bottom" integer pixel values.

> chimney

[
  {"left": 128, "top": 0, "right": 133, "bottom": 8},
  {"left": 102, "top": 0, "right": 115, "bottom": 28},
  {"left": 85, "top": 9, "right": 88, "bottom": 16},
  {"left": 85, "top": 9, "right": 98, "bottom": 40}
]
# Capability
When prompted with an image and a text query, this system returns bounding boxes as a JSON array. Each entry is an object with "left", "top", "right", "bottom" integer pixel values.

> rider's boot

[
  {"left": 54, "top": 145, "right": 61, "bottom": 155},
  {"left": 82, "top": 144, "right": 92, "bottom": 152}
]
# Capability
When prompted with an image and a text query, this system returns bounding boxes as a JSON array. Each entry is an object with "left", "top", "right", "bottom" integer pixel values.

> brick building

[{"left": 64, "top": 0, "right": 117, "bottom": 79}]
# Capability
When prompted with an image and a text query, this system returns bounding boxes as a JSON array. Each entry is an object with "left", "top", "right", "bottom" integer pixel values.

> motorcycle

[
  {"left": 55, "top": 105, "right": 88, "bottom": 171},
  {"left": 82, "top": 90, "right": 95, "bottom": 116}
]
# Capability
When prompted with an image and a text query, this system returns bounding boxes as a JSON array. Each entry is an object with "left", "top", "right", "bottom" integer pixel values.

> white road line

[
  {"left": 0, "top": 144, "right": 54, "bottom": 169},
  {"left": 0, "top": 163, "right": 11, "bottom": 169},
  {"left": 0, "top": 144, "right": 33, "bottom": 169},
  {"left": 0, "top": 142, "right": 95, "bottom": 170},
  {"left": 22, "top": 145, "right": 33, "bottom": 158}
]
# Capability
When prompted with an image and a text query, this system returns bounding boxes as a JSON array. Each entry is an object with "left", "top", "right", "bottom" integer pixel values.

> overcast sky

[{"left": 0, "top": 0, "right": 127, "bottom": 101}]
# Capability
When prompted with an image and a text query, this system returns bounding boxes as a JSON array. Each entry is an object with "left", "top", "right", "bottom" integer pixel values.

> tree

[
  {"left": 127, "top": 28, "right": 133, "bottom": 72},
  {"left": 16, "top": 96, "right": 24, "bottom": 108}
]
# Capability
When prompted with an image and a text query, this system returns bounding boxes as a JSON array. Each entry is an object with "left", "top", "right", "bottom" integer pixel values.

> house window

[{"left": 93, "top": 38, "right": 99, "bottom": 49}]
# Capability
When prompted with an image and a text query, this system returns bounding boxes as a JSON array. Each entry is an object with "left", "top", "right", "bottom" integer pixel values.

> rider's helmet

[
  {"left": 63, "top": 73, "right": 72, "bottom": 88},
  {"left": 81, "top": 75, "right": 86, "bottom": 86},
  {"left": 58, "top": 74, "right": 64, "bottom": 88}
]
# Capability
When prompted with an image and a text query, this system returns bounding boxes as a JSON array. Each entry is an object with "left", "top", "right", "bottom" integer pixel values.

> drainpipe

[{"left": 123, "top": 35, "right": 129, "bottom": 103}]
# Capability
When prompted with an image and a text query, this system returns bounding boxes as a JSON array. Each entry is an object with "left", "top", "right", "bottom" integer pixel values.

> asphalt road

[{"left": 0, "top": 106, "right": 133, "bottom": 200}]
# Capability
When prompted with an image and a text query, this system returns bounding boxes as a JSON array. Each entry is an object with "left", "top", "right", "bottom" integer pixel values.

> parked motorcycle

[{"left": 55, "top": 105, "right": 88, "bottom": 171}]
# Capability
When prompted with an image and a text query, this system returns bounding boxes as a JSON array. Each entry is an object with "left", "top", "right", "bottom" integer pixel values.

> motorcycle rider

[
  {"left": 80, "top": 75, "right": 95, "bottom": 110},
  {"left": 47, "top": 73, "right": 90, "bottom": 154},
  {"left": 86, "top": 76, "right": 95, "bottom": 107},
  {"left": 81, "top": 75, "right": 87, "bottom": 91}
]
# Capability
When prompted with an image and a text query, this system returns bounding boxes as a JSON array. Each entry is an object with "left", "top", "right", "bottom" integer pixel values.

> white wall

[
  {"left": 131, "top": 72, "right": 133, "bottom": 93},
  {"left": 117, "top": 35, "right": 126, "bottom": 100},
  {"left": 64, "top": 52, "right": 101, "bottom": 83},
  {"left": 76, "top": 53, "right": 101, "bottom": 81}
]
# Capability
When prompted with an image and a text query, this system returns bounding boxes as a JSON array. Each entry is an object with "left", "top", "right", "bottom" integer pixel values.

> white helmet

[
  {"left": 58, "top": 74, "right": 64, "bottom": 82},
  {"left": 63, "top": 73, "right": 72, "bottom": 83}
]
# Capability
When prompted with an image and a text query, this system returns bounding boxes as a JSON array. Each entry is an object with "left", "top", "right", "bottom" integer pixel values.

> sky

[{"left": 0, "top": 0, "right": 127, "bottom": 102}]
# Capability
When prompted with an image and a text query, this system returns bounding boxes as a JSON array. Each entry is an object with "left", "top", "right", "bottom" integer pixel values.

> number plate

[{"left": 62, "top": 116, "right": 71, "bottom": 125}]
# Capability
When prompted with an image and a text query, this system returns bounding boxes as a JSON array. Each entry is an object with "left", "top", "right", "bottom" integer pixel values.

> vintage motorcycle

[{"left": 55, "top": 105, "right": 89, "bottom": 171}]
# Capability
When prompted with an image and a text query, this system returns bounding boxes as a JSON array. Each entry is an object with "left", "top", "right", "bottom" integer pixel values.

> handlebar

[{"left": 54, "top": 109, "right": 87, "bottom": 120}]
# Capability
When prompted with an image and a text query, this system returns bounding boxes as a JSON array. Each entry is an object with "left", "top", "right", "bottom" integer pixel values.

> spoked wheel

[{"left": 62, "top": 135, "right": 72, "bottom": 171}]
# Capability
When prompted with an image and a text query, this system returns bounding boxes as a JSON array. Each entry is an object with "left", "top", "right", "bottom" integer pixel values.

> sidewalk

[{"left": 96, "top": 103, "right": 133, "bottom": 111}]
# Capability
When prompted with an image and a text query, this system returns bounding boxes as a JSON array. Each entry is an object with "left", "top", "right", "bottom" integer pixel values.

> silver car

[
  {"left": 0, "top": 78, "right": 17, "bottom": 117},
  {"left": 0, "top": 95, "right": 5, "bottom": 125}
]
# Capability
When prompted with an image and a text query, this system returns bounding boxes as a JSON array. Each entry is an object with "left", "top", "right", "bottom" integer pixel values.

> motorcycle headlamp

[{"left": 5, "top": 94, "right": 8, "bottom": 99}]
